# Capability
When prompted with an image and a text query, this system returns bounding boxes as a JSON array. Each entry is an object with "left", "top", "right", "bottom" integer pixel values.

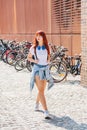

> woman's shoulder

[{"left": 30, "top": 45, "right": 35, "bottom": 50}]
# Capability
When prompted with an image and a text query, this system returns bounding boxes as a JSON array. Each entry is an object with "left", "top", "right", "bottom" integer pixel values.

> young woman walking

[{"left": 27, "top": 30, "right": 54, "bottom": 119}]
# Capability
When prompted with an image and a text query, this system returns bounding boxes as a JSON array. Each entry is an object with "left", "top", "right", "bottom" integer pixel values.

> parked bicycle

[
  {"left": 14, "top": 55, "right": 32, "bottom": 72},
  {"left": 49, "top": 46, "right": 82, "bottom": 83}
]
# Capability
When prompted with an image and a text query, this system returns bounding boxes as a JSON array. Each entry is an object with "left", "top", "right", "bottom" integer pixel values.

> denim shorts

[{"left": 33, "top": 64, "right": 48, "bottom": 76}]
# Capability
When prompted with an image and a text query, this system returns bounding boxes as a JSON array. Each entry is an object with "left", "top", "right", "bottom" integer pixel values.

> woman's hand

[{"left": 34, "top": 59, "right": 39, "bottom": 64}]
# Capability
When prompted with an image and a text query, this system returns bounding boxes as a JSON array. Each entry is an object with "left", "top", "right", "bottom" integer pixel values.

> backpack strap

[{"left": 34, "top": 46, "right": 38, "bottom": 60}]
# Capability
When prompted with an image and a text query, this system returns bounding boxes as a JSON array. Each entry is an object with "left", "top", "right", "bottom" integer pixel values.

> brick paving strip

[{"left": 0, "top": 61, "right": 87, "bottom": 130}]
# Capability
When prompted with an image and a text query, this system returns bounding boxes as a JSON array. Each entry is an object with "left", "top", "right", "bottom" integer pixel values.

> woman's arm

[
  {"left": 47, "top": 54, "right": 50, "bottom": 64},
  {"left": 27, "top": 53, "right": 38, "bottom": 64}
]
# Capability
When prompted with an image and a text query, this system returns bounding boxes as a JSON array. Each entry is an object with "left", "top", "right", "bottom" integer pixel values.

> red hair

[{"left": 33, "top": 30, "right": 50, "bottom": 55}]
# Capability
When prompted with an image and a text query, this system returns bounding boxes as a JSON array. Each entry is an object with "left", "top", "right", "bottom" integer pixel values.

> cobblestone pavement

[{"left": 0, "top": 61, "right": 87, "bottom": 130}]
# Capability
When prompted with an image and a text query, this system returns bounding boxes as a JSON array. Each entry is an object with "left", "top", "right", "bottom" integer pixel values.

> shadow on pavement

[
  {"left": 64, "top": 80, "right": 81, "bottom": 85},
  {"left": 44, "top": 115, "right": 87, "bottom": 130}
]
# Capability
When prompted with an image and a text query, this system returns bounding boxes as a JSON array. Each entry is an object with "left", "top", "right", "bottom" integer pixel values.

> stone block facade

[{"left": 81, "top": 0, "right": 87, "bottom": 86}]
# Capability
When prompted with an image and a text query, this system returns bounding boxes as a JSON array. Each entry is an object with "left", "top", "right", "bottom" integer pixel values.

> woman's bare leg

[
  {"left": 35, "top": 75, "right": 48, "bottom": 110},
  {"left": 36, "top": 93, "right": 40, "bottom": 104}
]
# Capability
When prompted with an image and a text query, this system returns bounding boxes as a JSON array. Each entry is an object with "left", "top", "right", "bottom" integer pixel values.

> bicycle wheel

[
  {"left": 1, "top": 52, "right": 7, "bottom": 63},
  {"left": 26, "top": 60, "right": 32, "bottom": 72},
  {"left": 7, "top": 52, "right": 17, "bottom": 66},
  {"left": 49, "top": 61, "right": 67, "bottom": 83},
  {"left": 14, "top": 59, "right": 26, "bottom": 71}
]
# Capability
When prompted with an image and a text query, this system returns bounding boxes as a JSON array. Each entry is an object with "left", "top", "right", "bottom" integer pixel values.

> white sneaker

[
  {"left": 35, "top": 103, "right": 39, "bottom": 111},
  {"left": 44, "top": 110, "right": 51, "bottom": 119}
]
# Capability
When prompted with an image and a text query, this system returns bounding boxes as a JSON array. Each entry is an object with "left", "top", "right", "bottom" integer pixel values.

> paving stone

[{"left": 0, "top": 61, "right": 87, "bottom": 130}]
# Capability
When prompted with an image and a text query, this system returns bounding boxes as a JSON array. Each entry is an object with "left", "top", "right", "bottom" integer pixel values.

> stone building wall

[{"left": 81, "top": 0, "right": 87, "bottom": 86}]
